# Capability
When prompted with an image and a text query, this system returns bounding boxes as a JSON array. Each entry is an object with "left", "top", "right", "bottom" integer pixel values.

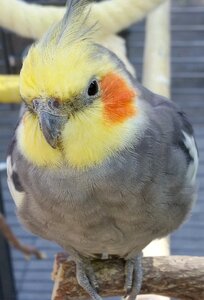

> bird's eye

[{"left": 87, "top": 80, "right": 99, "bottom": 97}]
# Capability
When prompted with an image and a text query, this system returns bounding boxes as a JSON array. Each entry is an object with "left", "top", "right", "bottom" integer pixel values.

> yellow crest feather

[{"left": 39, "top": 0, "right": 94, "bottom": 50}]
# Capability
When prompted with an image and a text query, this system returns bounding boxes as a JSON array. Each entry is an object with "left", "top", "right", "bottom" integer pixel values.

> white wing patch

[
  {"left": 7, "top": 156, "right": 25, "bottom": 208},
  {"left": 182, "top": 131, "right": 199, "bottom": 185}
]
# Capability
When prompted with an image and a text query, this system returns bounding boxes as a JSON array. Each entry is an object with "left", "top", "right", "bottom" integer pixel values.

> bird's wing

[
  {"left": 177, "top": 111, "right": 199, "bottom": 186},
  {"left": 138, "top": 83, "right": 198, "bottom": 186}
]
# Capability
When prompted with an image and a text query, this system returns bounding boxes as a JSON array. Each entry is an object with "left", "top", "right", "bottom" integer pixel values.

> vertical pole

[
  {"left": 142, "top": 0, "right": 171, "bottom": 256},
  {"left": 143, "top": 0, "right": 171, "bottom": 99}
]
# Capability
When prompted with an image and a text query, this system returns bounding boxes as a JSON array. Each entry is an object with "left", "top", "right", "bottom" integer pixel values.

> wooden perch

[
  {"left": 0, "top": 213, "right": 45, "bottom": 259},
  {"left": 52, "top": 253, "right": 204, "bottom": 300}
]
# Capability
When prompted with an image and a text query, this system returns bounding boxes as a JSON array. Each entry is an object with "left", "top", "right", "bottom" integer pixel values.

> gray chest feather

[{"left": 16, "top": 146, "right": 193, "bottom": 258}]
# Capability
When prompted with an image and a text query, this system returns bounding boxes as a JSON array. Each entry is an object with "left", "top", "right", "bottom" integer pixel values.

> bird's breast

[{"left": 17, "top": 165, "right": 154, "bottom": 257}]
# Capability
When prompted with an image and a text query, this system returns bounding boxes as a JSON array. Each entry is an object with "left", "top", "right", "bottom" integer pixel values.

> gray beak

[{"left": 39, "top": 111, "right": 67, "bottom": 148}]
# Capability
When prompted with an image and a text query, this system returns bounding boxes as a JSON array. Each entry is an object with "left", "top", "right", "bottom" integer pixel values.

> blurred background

[{"left": 0, "top": 0, "right": 203, "bottom": 299}]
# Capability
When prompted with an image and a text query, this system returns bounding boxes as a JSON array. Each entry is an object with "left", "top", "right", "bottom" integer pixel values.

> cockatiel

[{"left": 7, "top": 1, "right": 198, "bottom": 299}]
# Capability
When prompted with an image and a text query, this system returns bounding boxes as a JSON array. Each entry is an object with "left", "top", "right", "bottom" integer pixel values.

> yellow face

[
  {"left": 20, "top": 43, "right": 111, "bottom": 102},
  {"left": 18, "top": 38, "right": 137, "bottom": 169}
]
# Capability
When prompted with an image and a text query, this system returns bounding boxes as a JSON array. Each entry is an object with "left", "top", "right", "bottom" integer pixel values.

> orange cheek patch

[{"left": 101, "top": 73, "right": 137, "bottom": 123}]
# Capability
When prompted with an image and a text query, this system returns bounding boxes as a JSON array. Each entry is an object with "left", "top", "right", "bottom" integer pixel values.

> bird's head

[{"left": 18, "top": 0, "right": 142, "bottom": 169}]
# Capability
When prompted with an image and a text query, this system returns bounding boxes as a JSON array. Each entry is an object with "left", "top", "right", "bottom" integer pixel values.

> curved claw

[
  {"left": 86, "top": 263, "right": 100, "bottom": 292},
  {"left": 76, "top": 260, "right": 102, "bottom": 300},
  {"left": 123, "top": 253, "right": 143, "bottom": 300}
]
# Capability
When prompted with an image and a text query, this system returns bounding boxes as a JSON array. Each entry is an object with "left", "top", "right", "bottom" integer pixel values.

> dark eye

[
  {"left": 87, "top": 80, "right": 99, "bottom": 97},
  {"left": 32, "top": 99, "right": 39, "bottom": 110}
]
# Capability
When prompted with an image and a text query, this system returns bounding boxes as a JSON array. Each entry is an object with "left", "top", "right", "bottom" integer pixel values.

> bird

[{"left": 7, "top": 0, "right": 198, "bottom": 299}]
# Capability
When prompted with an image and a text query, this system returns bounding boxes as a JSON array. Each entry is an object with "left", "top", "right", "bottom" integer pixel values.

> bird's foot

[
  {"left": 76, "top": 258, "right": 102, "bottom": 300},
  {"left": 123, "top": 253, "right": 143, "bottom": 300}
]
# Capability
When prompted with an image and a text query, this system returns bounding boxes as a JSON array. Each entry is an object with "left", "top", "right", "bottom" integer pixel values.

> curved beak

[{"left": 39, "top": 111, "right": 67, "bottom": 148}]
